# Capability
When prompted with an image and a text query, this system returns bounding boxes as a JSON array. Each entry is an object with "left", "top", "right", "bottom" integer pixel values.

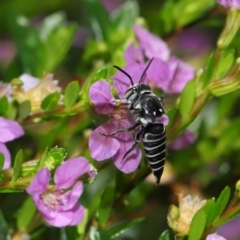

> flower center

[{"left": 40, "top": 186, "right": 64, "bottom": 210}]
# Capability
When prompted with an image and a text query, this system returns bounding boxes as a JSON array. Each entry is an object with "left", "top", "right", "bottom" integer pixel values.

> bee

[{"left": 104, "top": 58, "right": 166, "bottom": 185}]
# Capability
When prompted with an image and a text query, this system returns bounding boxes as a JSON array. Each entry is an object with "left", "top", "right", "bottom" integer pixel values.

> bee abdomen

[{"left": 143, "top": 124, "right": 166, "bottom": 185}]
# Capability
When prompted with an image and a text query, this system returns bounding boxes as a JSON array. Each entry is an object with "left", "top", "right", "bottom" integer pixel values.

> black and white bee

[{"left": 104, "top": 58, "right": 166, "bottom": 185}]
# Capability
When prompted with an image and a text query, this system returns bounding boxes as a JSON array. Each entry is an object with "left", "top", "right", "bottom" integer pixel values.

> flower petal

[
  {"left": 69, "top": 204, "right": 85, "bottom": 226},
  {"left": 19, "top": 74, "right": 39, "bottom": 91},
  {"left": 206, "top": 234, "right": 226, "bottom": 240},
  {"left": 134, "top": 24, "right": 170, "bottom": 61},
  {"left": 0, "top": 117, "right": 24, "bottom": 143},
  {"left": 155, "top": 114, "right": 169, "bottom": 126},
  {"left": 167, "top": 57, "right": 195, "bottom": 94},
  {"left": 124, "top": 43, "right": 145, "bottom": 64},
  {"left": 55, "top": 158, "right": 90, "bottom": 189},
  {"left": 147, "top": 58, "right": 171, "bottom": 90},
  {"left": 0, "top": 143, "right": 11, "bottom": 170},
  {"left": 168, "top": 130, "right": 195, "bottom": 150},
  {"left": 89, "top": 120, "right": 120, "bottom": 161},
  {"left": 89, "top": 81, "right": 115, "bottom": 114},
  {"left": 43, "top": 210, "right": 73, "bottom": 227},
  {"left": 114, "top": 63, "right": 145, "bottom": 98},
  {"left": 62, "top": 182, "right": 83, "bottom": 211},
  {"left": 26, "top": 168, "right": 50, "bottom": 195},
  {"left": 113, "top": 132, "right": 141, "bottom": 173},
  {"left": 32, "top": 194, "right": 57, "bottom": 219}
]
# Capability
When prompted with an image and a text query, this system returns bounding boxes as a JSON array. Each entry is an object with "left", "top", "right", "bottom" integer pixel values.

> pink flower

[
  {"left": 88, "top": 63, "right": 168, "bottom": 174},
  {"left": 206, "top": 234, "right": 226, "bottom": 240},
  {"left": 124, "top": 24, "right": 195, "bottom": 94},
  {"left": 0, "top": 117, "right": 24, "bottom": 170},
  {"left": 217, "top": 0, "right": 240, "bottom": 9},
  {"left": 168, "top": 130, "right": 195, "bottom": 150},
  {"left": 26, "top": 157, "right": 89, "bottom": 227}
]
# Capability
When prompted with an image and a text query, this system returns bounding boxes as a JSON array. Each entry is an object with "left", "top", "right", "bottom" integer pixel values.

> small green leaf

[
  {"left": 106, "top": 218, "right": 144, "bottom": 239},
  {"left": 17, "top": 196, "right": 37, "bottom": 230},
  {"left": 0, "top": 96, "right": 9, "bottom": 115},
  {"left": 64, "top": 81, "right": 80, "bottom": 108},
  {"left": 89, "top": 227, "right": 109, "bottom": 240},
  {"left": 202, "top": 198, "right": 216, "bottom": 227},
  {"left": 82, "top": 0, "right": 110, "bottom": 41},
  {"left": 214, "top": 49, "right": 235, "bottom": 79},
  {"left": 77, "top": 210, "right": 89, "bottom": 237},
  {"left": 39, "top": 147, "right": 49, "bottom": 168},
  {"left": 11, "top": 150, "right": 23, "bottom": 182},
  {"left": 41, "top": 92, "right": 60, "bottom": 110},
  {"left": 18, "top": 100, "right": 31, "bottom": 119},
  {"left": 158, "top": 229, "right": 171, "bottom": 240},
  {"left": 111, "top": 1, "right": 139, "bottom": 29},
  {"left": 98, "top": 185, "right": 115, "bottom": 228},
  {"left": 202, "top": 53, "right": 216, "bottom": 88},
  {"left": 179, "top": 79, "right": 196, "bottom": 117},
  {"left": 213, "top": 186, "right": 231, "bottom": 219},
  {"left": 0, "top": 153, "right": 4, "bottom": 171},
  {"left": 0, "top": 210, "right": 8, "bottom": 240},
  {"left": 188, "top": 208, "right": 206, "bottom": 240}
]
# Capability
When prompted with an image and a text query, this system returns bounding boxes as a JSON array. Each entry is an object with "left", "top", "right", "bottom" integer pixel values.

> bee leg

[
  {"left": 121, "top": 128, "right": 144, "bottom": 163},
  {"left": 100, "top": 122, "right": 139, "bottom": 137}
]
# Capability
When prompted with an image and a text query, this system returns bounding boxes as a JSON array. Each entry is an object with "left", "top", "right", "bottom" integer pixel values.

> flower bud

[
  {"left": 218, "top": 8, "right": 240, "bottom": 49},
  {"left": 235, "top": 179, "right": 240, "bottom": 191},
  {"left": 209, "top": 64, "right": 240, "bottom": 96},
  {"left": 11, "top": 73, "right": 62, "bottom": 113},
  {"left": 167, "top": 193, "right": 206, "bottom": 237}
]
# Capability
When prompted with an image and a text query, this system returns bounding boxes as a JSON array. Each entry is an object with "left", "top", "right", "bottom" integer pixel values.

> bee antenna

[
  {"left": 139, "top": 57, "right": 154, "bottom": 83},
  {"left": 114, "top": 65, "right": 134, "bottom": 86}
]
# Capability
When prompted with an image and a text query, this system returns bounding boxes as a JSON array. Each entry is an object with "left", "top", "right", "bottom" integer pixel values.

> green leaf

[
  {"left": 17, "top": 197, "right": 37, "bottom": 230},
  {"left": 0, "top": 153, "right": 4, "bottom": 171},
  {"left": 0, "top": 210, "right": 8, "bottom": 240},
  {"left": 98, "top": 184, "right": 115, "bottom": 228},
  {"left": 174, "top": 0, "right": 215, "bottom": 28},
  {"left": 64, "top": 81, "right": 80, "bottom": 108},
  {"left": 8, "top": 13, "right": 76, "bottom": 76},
  {"left": 188, "top": 208, "right": 206, "bottom": 240},
  {"left": 18, "top": 100, "right": 31, "bottom": 119},
  {"left": 111, "top": 1, "right": 139, "bottom": 29},
  {"left": 158, "top": 229, "right": 171, "bottom": 240},
  {"left": 214, "top": 49, "right": 235, "bottom": 80},
  {"left": 39, "top": 147, "right": 49, "bottom": 168},
  {"left": 202, "top": 53, "right": 216, "bottom": 88},
  {"left": 77, "top": 210, "right": 89, "bottom": 238},
  {"left": 11, "top": 150, "right": 23, "bottom": 182},
  {"left": 179, "top": 79, "right": 196, "bottom": 117},
  {"left": 89, "top": 227, "right": 109, "bottom": 240},
  {"left": 82, "top": 0, "right": 110, "bottom": 41},
  {"left": 41, "top": 92, "right": 60, "bottom": 110},
  {"left": 106, "top": 218, "right": 144, "bottom": 239},
  {"left": 202, "top": 198, "right": 216, "bottom": 227},
  {"left": 213, "top": 186, "right": 231, "bottom": 219},
  {"left": 0, "top": 96, "right": 9, "bottom": 116}
]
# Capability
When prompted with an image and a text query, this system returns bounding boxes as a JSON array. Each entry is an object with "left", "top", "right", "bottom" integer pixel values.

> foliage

[{"left": 1, "top": 0, "right": 240, "bottom": 239}]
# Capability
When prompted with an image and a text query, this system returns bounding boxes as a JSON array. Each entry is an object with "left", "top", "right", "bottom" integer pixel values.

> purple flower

[
  {"left": 26, "top": 157, "right": 89, "bottom": 227},
  {"left": 218, "top": 215, "right": 240, "bottom": 240},
  {"left": 124, "top": 24, "right": 195, "bottom": 94},
  {"left": 0, "top": 117, "right": 24, "bottom": 170},
  {"left": 89, "top": 63, "right": 168, "bottom": 174},
  {"left": 206, "top": 234, "right": 226, "bottom": 240},
  {"left": 168, "top": 130, "right": 195, "bottom": 150},
  {"left": 217, "top": 0, "right": 240, "bottom": 9}
]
